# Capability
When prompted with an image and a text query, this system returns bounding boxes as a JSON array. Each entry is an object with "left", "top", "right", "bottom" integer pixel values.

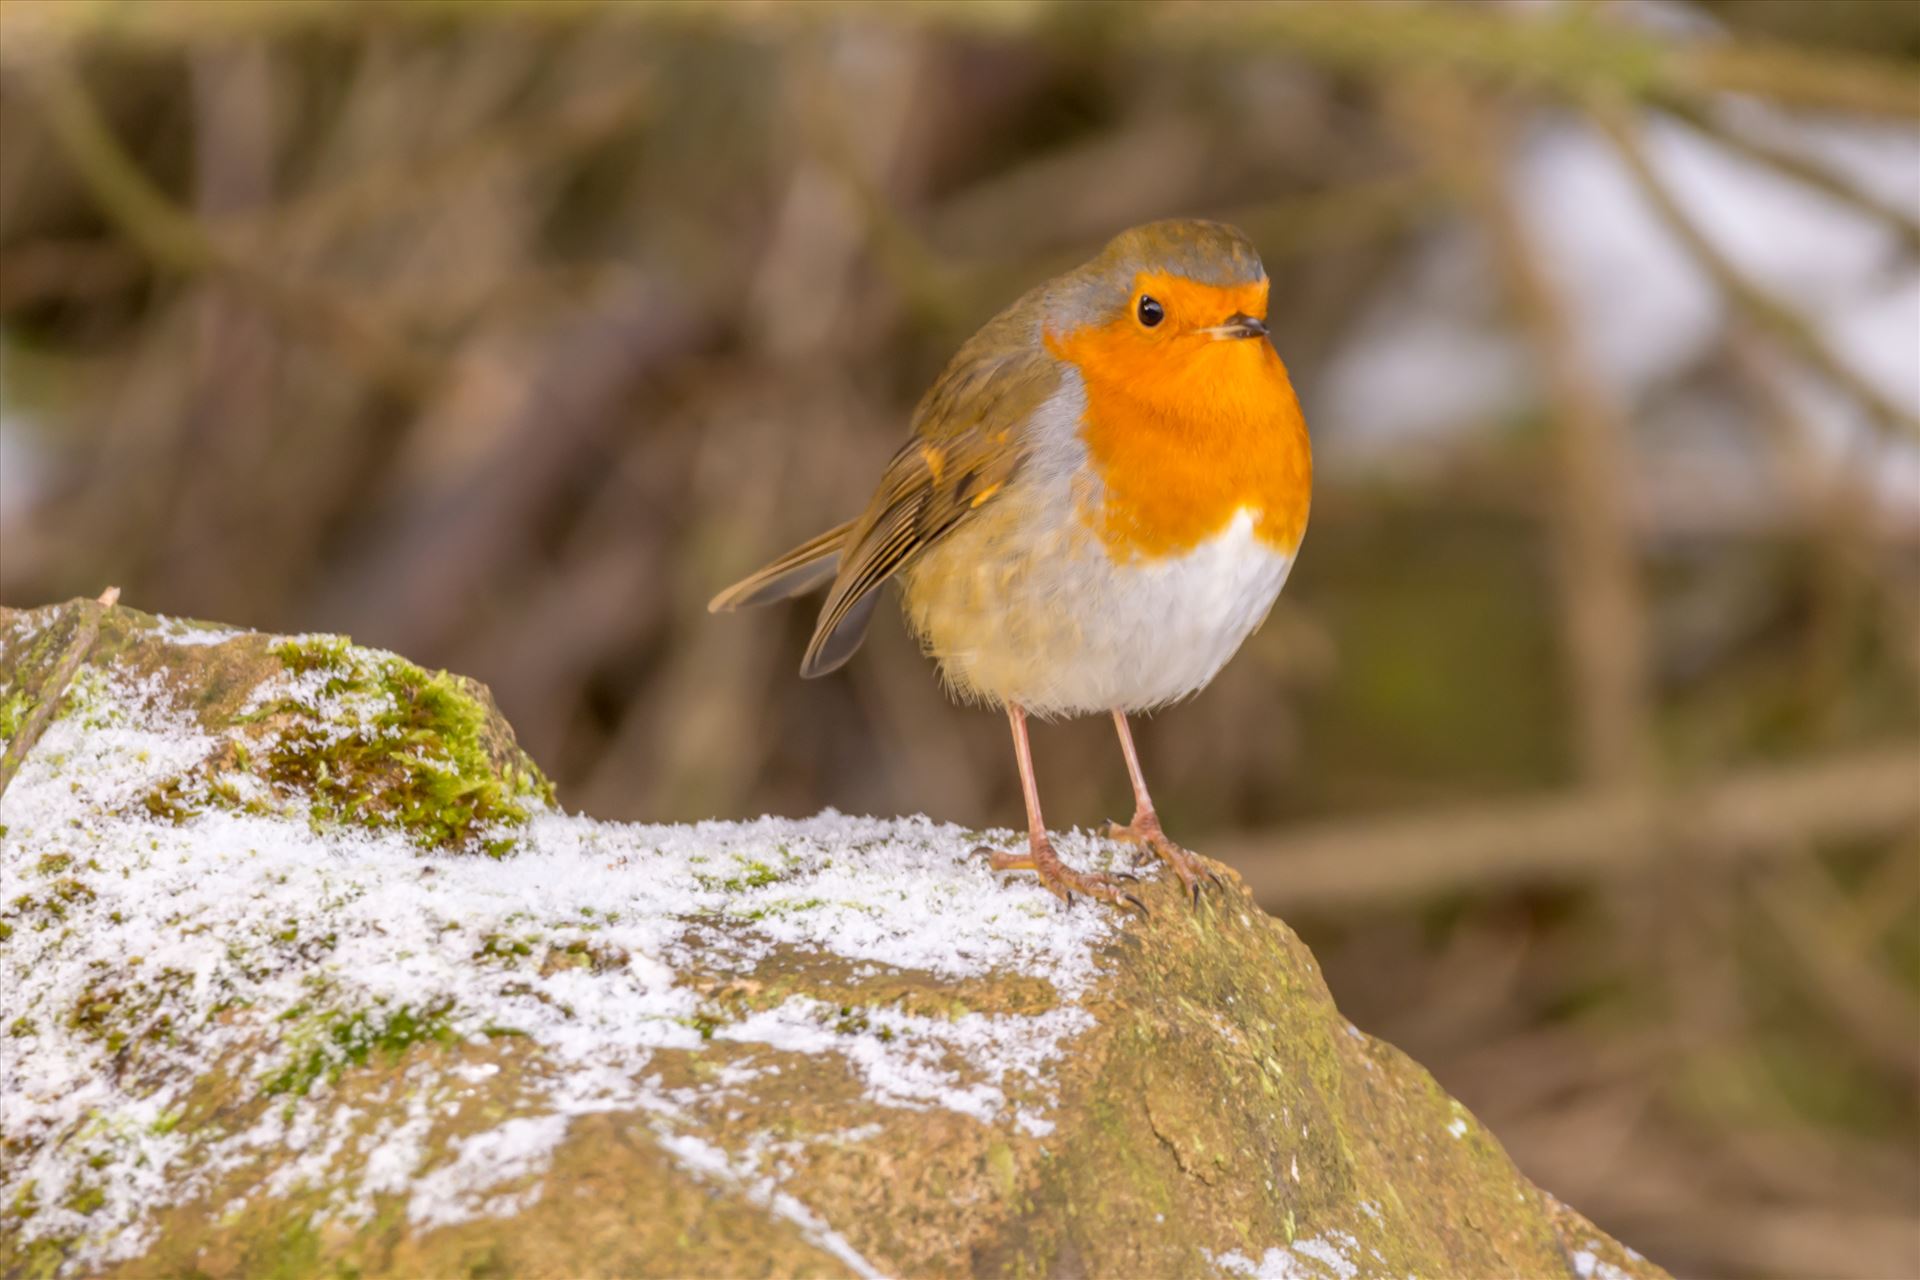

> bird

[{"left": 710, "top": 219, "right": 1311, "bottom": 910}]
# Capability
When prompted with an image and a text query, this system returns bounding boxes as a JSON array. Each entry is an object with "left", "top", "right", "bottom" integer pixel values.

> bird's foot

[
  {"left": 977, "top": 837, "right": 1147, "bottom": 916},
  {"left": 1104, "top": 812, "right": 1224, "bottom": 907}
]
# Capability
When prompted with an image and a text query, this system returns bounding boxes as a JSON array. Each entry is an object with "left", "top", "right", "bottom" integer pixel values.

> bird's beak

[{"left": 1202, "top": 312, "right": 1268, "bottom": 341}]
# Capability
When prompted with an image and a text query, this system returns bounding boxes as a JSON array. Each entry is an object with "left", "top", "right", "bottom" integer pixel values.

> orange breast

[{"left": 1045, "top": 277, "right": 1312, "bottom": 562}]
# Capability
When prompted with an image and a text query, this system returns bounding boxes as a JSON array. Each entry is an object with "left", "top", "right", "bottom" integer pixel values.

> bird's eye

[{"left": 1137, "top": 295, "right": 1164, "bottom": 328}]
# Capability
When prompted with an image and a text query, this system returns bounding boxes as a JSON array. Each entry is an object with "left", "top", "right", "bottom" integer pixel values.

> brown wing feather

[
  {"left": 800, "top": 311, "right": 1060, "bottom": 678},
  {"left": 708, "top": 520, "right": 856, "bottom": 613}
]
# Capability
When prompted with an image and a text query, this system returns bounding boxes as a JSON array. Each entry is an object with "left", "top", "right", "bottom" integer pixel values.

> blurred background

[{"left": 0, "top": 1, "right": 1915, "bottom": 1273}]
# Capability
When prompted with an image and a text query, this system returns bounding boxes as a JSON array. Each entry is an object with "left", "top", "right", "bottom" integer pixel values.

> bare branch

[
  {"left": 24, "top": 61, "right": 442, "bottom": 401},
  {"left": 1415, "top": 80, "right": 1654, "bottom": 786},
  {"left": 6, "top": 1, "right": 1917, "bottom": 121},
  {"left": 1593, "top": 101, "right": 1920, "bottom": 440},
  {"left": 1218, "top": 745, "right": 1920, "bottom": 910},
  {"left": 1659, "top": 99, "right": 1920, "bottom": 259}
]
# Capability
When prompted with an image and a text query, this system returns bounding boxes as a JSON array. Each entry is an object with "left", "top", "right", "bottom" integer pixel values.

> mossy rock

[
  {"left": 0, "top": 599, "right": 1665, "bottom": 1279},
  {"left": 0, "top": 601, "right": 551, "bottom": 856}
]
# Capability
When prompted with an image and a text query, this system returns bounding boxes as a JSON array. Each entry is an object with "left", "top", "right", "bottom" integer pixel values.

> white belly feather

[
  {"left": 906, "top": 506, "right": 1293, "bottom": 719},
  {"left": 1012, "top": 508, "right": 1291, "bottom": 715}
]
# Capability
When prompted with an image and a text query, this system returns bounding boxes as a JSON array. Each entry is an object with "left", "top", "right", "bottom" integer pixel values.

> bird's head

[{"left": 1042, "top": 220, "right": 1274, "bottom": 390}]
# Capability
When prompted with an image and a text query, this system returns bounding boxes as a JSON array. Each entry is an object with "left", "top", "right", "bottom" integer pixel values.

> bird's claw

[
  {"left": 979, "top": 840, "right": 1146, "bottom": 917},
  {"left": 1105, "top": 815, "right": 1222, "bottom": 909}
]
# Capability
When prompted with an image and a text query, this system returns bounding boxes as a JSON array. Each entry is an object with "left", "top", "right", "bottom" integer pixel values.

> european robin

[{"left": 711, "top": 220, "right": 1311, "bottom": 909}]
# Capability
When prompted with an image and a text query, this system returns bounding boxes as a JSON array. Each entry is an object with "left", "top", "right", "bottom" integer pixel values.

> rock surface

[{"left": 0, "top": 598, "right": 1665, "bottom": 1280}]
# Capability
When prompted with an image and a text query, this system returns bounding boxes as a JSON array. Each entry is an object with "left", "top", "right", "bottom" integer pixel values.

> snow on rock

[
  {"left": 0, "top": 632, "right": 1115, "bottom": 1268},
  {"left": 0, "top": 600, "right": 1668, "bottom": 1280}
]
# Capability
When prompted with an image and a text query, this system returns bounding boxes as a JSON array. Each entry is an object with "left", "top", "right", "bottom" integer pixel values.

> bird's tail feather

[{"left": 707, "top": 520, "right": 855, "bottom": 613}]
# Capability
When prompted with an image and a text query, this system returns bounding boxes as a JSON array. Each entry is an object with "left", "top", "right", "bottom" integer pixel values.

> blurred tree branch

[
  {"left": 1751, "top": 859, "right": 1920, "bottom": 1085},
  {"left": 1657, "top": 99, "right": 1920, "bottom": 258},
  {"left": 1160, "top": 0, "right": 1920, "bottom": 118},
  {"left": 22, "top": 61, "right": 441, "bottom": 400},
  {"left": 1592, "top": 101, "right": 1920, "bottom": 441},
  {"left": 5, "top": 1, "right": 1916, "bottom": 120},
  {"left": 1223, "top": 743, "right": 1919, "bottom": 909},
  {"left": 1415, "top": 79, "right": 1654, "bottom": 787},
  {"left": 244, "top": 73, "right": 657, "bottom": 254}
]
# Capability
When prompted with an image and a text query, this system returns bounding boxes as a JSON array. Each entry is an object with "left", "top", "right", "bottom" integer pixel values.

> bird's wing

[
  {"left": 800, "top": 333, "right": 1061, "bottom": 677},
  {"left": 708, "top": 520, "right": 857, "bottom": 613}
]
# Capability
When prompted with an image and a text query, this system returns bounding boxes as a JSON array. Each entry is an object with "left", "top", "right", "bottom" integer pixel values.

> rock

[{"left": 0, "top": 598, "right": 1665, "bottom": 1280}]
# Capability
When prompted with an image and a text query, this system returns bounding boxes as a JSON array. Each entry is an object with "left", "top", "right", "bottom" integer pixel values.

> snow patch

[
  {"left": 153, "top": 615, "right": 249, "bottom": 648},
  {"left": 0, "top": 632, "right": 1133, "bottom": 1273},
  {"left": 1211, "top": 1232, "right": 1362, "bottom": 1279},
  {"left": 1573, "top": 1241, "right": 1636, "bottom": 1280}
]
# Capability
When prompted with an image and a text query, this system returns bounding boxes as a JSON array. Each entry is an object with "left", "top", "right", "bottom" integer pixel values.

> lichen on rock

[{"left": 0, "top": 599, "right": 1667, "bottom": 1279}]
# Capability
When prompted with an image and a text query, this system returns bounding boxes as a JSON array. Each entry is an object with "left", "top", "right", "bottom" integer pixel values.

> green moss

[
  {"left": 475, "top": 933, "right": 535, "bottom": 963},
  {"left": 480, "top": 1024, "right": 529, "bottom": 1039},
  {"left": 143, "top": 777, "right": 201, "bottom": 824},
  {"left": 263, "top": 1001, "right": 457, "bottom": 1097},
  {"left": 696, "top": 850, "right": 802, "bottom": 894},
  {"left": 460, "top": 1244, "right": 512, "bottom": 1279},
  {"left": 832, "top": 1004, "right": 879, "bottom": 1038},
  {"left": 5, "top": 1179, "right": 38, "bottom": 1222},
  {"left": 56, "top": 667, "right": 119, "bottom": 730},
  {"left": 731, "top": 896, "right": 827, "bottom": 922},
  {"left": 51, "top": 877, "right": 92, "bottom": 905},
  {"left": 3, "top": 877, "right": 95, "bottom": 931},
  {"left": 47, "top": 961, "right": 186, "bottom": 1061},
  {"left": 8, "top": 1016, "right": 35, "bottom": 1037},
  {"left": 32, "top": 853, "right": 70, "bottom": 877},
  {"left": 271, "top": 636, "right": 354, "bottom": 677},
  {"left": 736, "top": 860, "right": 781, "bottom": 889},
  {"left": 680, "top": 1010, "right": 724, "bottom": 1041},
  {"left": 539, "top": 939, "right": 629, "bottom": 975},
  {"left": 0, "top": 688, "right": 31, "bottom": 740},
  {"left": 62, "top": 1183, "right": 105, "bottom": 1215},
  {"left": 13, "top": 1235, "right": 72, "bottom": 1280},
  {"left": 208, "top": 776, "right": 250, "bottom": 810},
  {"left": 257, "top": 646, "right": 549, "bottom": 855},
  {"left": 258, "top": 1210, "right": 324, "bottom": 1280}
]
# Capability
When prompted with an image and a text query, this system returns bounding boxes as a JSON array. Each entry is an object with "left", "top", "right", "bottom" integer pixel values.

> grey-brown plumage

[
  {"left": 707, "top": 218, "right": 1268, "bottom": 681},
  {"left": 708, "top": 282, "right": 1058, "bottom": 676},
  {"left": 708, "top": 217, "right": 1302, "bottom": 911}
]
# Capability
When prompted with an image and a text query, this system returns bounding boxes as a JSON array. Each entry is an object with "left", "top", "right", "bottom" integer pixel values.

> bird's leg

[
  {"left": 979, "top": 704, "right": 1144, "bottom": 914},
  {"left": 1104, "top": 710, "right": 1224, "bottom": 906}
]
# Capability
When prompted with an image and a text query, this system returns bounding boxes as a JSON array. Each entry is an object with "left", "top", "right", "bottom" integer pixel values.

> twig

[
  {"left": 1592, "top": 100, "right": 1920, "bottom": 441},
  {"left": 1216, "top": 744, "right": 1920, "bottom": 909},
  {"left": 0, "top": 588, "right": 119, "bottom": 801}
]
